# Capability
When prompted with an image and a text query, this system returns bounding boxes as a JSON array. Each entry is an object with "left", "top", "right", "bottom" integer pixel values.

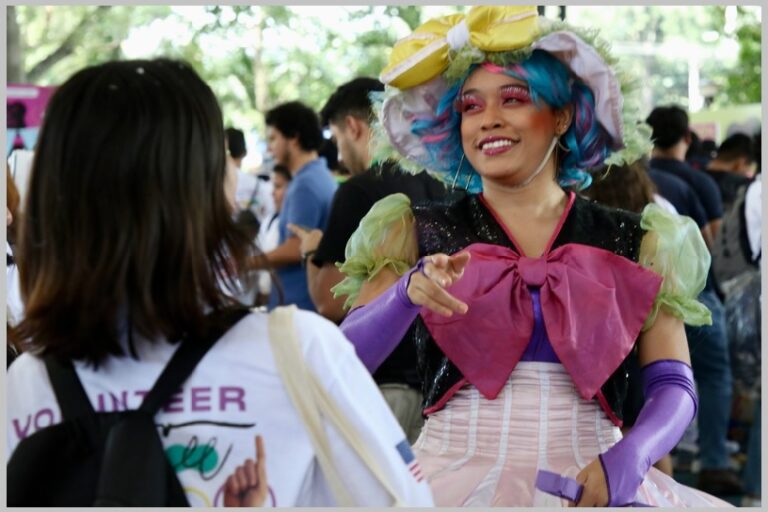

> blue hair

[{"left": 410, "top": 50, "right": 612, "bottom": 192}]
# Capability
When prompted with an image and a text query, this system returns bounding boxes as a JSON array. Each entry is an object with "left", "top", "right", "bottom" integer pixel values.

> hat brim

[{"left": 533, "top": 31, "right": 623, "bottom": 149}]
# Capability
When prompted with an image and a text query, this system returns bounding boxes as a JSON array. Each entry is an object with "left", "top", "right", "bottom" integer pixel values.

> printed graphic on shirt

[
  {"left": 395, "top": 439, "right": 423, "bottom": 483},
  {"left": 10, "top": 384, "right": 263, "bottom": 507}
]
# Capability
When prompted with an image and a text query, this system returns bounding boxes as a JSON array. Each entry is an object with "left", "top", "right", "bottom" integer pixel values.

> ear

[
  {"left": 286, "top": 134, "right": 301, "bottom": 151},
  {"left": 555, "top": 105, "right": 574, "bottom": 135},
  {"left": 345, "top": 115, "right": 363, "bottom": 140}
]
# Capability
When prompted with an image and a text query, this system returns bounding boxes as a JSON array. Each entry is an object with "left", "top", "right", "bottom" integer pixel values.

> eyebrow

[{"left": 460, "top": 83, "right": 529, "bottom": 96}]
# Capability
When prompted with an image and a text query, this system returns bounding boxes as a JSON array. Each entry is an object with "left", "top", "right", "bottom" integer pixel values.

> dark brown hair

[
  {"left": 583, "top": 160, "right": 657, "bottom": 214},
  {"left": 16, "top": 59, "right": 254, "bottom": 365},
  {"left": 6, "top": 165, "right": 20, "bottom": 244}
]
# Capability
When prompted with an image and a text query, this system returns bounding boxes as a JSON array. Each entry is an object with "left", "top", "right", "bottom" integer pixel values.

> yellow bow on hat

[{"left": 381, "top": 6, "right": 541, "bottom": 90}]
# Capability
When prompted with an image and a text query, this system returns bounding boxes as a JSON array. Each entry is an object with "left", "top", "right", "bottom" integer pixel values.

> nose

[{"left": 480, "top": 102, "right": 504, "bottom": 131}]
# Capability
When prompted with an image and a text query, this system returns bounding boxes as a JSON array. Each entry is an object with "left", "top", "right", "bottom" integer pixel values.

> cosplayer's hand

[
  {"left": 407, "top": 252, "right": 470, "bottom": 317},
  {"left": 224, "top": 435, "right": 268, "bottom": 507},
  {"left": 288, "top": 223, "right": 323, "bottom": 256},
  {"left": 569, "top": 458, "right": 609, "bottom": 507}
]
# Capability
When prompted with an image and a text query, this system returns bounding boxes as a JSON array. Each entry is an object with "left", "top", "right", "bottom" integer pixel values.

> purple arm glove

[
  {"left": 339, "top": 261, "right": 423, "bottom": 373},
  {"left": 598, "top": 359, "right": 698, "bottom": 506}
]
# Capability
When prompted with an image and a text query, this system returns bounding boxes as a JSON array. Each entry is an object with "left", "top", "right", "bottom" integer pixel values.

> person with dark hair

[
  {"left": 332, "top": 6, "right": 728, "bottom": 506},
  {"left": 290, "top": 76, "right": 449, "bottom": 442},
  {"left": 583, "top": 160, "right": 658, "bottom": 214},
  {"left": 706, "top": 133, "right": 755, "bottom": 210},
  {"left": 647, "top": 105, "right": 741, "bottom": 496},
  {"left": 253, "top": 164, "right": 292, "bottom": 305},
  {"left": 318, "top": 136, "right": 350, "bottom": 181},
  {"left": 226, "top": 127, "right": 275, "bottom": 243},
  {"left": 685, "top": 130, "right": 714, "bottom": 172},
  {"left": 226, "top": 127, "right": 248, "bottom": 165},
  {"left": 260, "top": 101, "right": 337, "bottom": 311},
  {"left": 5, "top": 59, "right": 433, "bottom": 507},
  {"left": 646, "top": 105, "right": 723, "bottom": 244}
]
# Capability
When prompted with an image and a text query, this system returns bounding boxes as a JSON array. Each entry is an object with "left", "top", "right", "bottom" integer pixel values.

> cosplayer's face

[
  {"left": 266, "top": 126, "right": 292, "bottom": 168},
  {"left": 459, "top": 67, "right": 560, "bottom": 186}
]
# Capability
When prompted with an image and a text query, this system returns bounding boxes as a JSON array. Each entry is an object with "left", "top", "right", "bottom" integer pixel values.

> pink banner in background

[{"left": 7, "top": 84, "right": 57, "bottom": 155}]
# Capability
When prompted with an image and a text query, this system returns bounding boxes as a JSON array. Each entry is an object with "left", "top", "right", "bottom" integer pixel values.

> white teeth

[{"left": 481, "top": 140, "right": 513, "bottom": 150}]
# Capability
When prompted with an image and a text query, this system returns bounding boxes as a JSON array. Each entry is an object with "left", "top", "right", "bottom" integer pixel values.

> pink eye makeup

[
  {"left": 455, "top": 93, "right": 485, "bottom": 114},
  {"left": 500, "top": 85, "right": 531, "bottom": 104},
  {"left": 456, "top": 84, "right": 532, "bottom": 115}
]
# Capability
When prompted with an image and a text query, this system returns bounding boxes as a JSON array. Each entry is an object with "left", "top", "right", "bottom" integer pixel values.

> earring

[
  {"left": 452, "top": 153, "right": 466, "bottom": 190},
  {"left": 556, "top": 137, "right": 571, "bottom": 153}
]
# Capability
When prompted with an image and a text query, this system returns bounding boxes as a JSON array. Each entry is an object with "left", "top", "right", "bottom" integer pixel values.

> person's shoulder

[
  {"left": 7, "top": 351, "right": 46, "bottom": 376},
  {"left": 269, "top": 308, "right": 351, "bottom": 350},
  {"left": 649, "top": 167, "right": 689, "bottom": 188},
  {"left": 7, "top": 351, "right": 50, "bottom": 399}
]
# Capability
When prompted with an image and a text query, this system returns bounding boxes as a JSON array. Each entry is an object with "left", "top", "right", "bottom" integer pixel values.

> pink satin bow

[{"left": 420, "top": 242, "right": 663, "bottom": 401}]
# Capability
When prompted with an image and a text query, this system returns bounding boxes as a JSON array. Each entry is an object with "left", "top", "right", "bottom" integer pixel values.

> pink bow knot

[
  {"left": 517, "top": 256, "right": 548, "bottom": 287},
  {"left": 420, "top": 242, "right": 663, "bottom": 401}
]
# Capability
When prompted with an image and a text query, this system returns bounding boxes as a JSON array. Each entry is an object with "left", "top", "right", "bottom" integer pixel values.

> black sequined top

[{"left": 409, "top": 192, "right": 647, "bottom": 423}]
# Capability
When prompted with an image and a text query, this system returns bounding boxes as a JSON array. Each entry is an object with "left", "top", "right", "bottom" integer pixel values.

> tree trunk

[
  {"left": 7, "top": 6, "right": 25, "bottom": 83},
  {"left": 26, "top": 6, "right": 111, "bottom": 83},
  {"left": 252, "top": 7, "right": 269, "bottom": 113}
]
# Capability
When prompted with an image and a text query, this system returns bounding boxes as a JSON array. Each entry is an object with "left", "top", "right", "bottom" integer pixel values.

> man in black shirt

[
  {"left": 646, "top": 105, "right": 742, "bottom": 495},
  {"left": 290, "top": 77, "right": 449, "bottom": 442},
  {"left": 705, "top": 133, "right": 755, "bottom": 211},
  {"left": 647, "top": 106, "right": 724, "bottom": 247},
  {"left": 647, "top": 167, "right": 708, "bottom": 228}
]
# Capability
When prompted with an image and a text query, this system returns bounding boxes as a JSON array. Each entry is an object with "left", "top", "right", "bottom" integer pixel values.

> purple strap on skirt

[{"left": 535, "top": 470, "right": 653, "bottom": 507}]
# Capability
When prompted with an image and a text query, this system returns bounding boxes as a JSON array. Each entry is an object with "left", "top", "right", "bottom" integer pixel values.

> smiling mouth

[{"left": 478, "top": 138, "right": 518, "bottom": 155}]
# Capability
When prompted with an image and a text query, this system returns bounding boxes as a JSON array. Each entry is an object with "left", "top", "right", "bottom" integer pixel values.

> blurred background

[{"left": 6, "top": 5, "right": 761, "bottom": 171}]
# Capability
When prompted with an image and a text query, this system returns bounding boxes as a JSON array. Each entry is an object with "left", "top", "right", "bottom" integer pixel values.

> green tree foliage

[
  {"left": 9, "top": 5, "right": 757, "bottom": 142},
  {"left": 718, "top": 9, "right": 761, "bottom": 105},
  {"left": 13, "top": 6, "right": 172, "bottom": 83}
]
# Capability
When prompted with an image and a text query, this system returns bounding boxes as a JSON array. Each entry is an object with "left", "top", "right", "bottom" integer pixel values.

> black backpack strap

[
  {"left": 44, "top": 355, "right": 97, "bottom": 421},
  {"left": 139, "top": 308, "right": 250, "bottom": 414}
]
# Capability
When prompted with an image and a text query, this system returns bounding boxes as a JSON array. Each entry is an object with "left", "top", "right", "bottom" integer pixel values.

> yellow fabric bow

[{"left": 381, "top": 6, "right": 541, "bottom": 90}]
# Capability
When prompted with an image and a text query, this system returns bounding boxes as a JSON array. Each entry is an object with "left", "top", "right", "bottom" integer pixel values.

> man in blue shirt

[{"left": 261, "top": 101, "right": 337, "bottom": 311}]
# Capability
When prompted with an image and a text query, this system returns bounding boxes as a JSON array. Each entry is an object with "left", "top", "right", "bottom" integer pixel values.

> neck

[
  {"left": 706, "top": 158, "right": 732, "bottom": 171},
  {"left": 481, "top": 165, "right": 567, "bottom": 220},
  {"left": 288, "top": 150, "right": 319, "bottom": 175},
  {"left": 652, "top": 144, "right": 687, "bottom": 162}
]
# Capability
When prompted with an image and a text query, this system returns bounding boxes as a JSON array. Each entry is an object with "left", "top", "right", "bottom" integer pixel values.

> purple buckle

[
  {"left": 535, "top": 470, "right": 653, "bottom": 507},
  {"left": 535, "top": 470, "right": 583, "bottom": 503}
]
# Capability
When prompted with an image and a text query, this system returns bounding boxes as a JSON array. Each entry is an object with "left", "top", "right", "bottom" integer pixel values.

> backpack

[
  {"left": 711, "top": 184, "right": 758, "bottom": 292},
  {"left": 7, "top": 308, "right": 249, "bottom": 506}
]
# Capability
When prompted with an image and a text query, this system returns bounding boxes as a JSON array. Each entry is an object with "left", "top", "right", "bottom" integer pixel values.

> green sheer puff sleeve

[
  {"left": 639, "top": 203, "right": 713, "bottom": 331},
  {"left": 332, "top": 193, "right": 419, "bottom": 310}
]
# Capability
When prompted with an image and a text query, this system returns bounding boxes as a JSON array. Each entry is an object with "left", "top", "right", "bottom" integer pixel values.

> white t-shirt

[
  {"left": 744, "top": 175, "right": 761, "bottom": 262},
  {"left": 6, "top": 242, "right": 23, "bottom": 327},
  {"left": 6, "top": 310, "right": 433, "bottom": 507},
  {"left": 256, "top": 213, "right": 281, "bottom": 295}
]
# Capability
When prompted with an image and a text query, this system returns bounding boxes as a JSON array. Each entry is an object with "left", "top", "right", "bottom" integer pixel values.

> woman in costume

[{"left": 333, "top": 6, "right": 731, "bottom": 507}]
